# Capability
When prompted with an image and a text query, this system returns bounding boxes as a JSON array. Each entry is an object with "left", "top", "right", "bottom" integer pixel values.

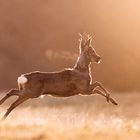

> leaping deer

[{"left": 0, "top": 33, "right": 118, "bottom": 120}]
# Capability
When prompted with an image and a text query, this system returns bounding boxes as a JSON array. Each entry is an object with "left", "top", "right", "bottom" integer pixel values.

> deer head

[{"left": 79, "top": 33, "right": 101, "bottom": 64}]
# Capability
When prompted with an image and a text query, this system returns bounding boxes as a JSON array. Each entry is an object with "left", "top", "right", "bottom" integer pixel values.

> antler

[
  {"left": 79, "top": 32, "right": 90, "bottom": 41},
  {"left": 78, "top": 32, "right": 92, "bottom": 48}
]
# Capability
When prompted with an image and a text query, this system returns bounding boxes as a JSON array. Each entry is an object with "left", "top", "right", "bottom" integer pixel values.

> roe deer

[{"left": 0, "top": 33, "right": 118, "bottom": 120}]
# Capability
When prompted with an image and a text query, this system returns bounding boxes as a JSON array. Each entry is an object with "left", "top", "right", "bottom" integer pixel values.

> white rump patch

[
  {"left": 40, "top": 95, "right": 45, "bottom": 99},
  {"left": 17, "top": 75, "right": 28, "bottom": 84}
]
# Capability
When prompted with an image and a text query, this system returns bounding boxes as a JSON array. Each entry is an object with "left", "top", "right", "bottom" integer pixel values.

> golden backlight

[{"left": 0, "top": 1, "right": 140, "bottom": 140}]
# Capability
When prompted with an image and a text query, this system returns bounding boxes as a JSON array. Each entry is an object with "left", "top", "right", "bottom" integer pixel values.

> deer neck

[{"left": 74, "top": 52, "right": 91, "bottom": 74}]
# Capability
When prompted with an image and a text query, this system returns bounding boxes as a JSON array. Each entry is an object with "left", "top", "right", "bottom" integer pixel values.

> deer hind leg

[
  {"left": 0, "top": 89, "right": 22, "bottom": 105},
  {"left": 2, "top": 95, "right": 29, "bottom": 120},
  {"left": 92, "top": 89, "right": 118, "bottom": 105},
  {"left": 89, "top": 81, "right": 110, "bottom": 102}
]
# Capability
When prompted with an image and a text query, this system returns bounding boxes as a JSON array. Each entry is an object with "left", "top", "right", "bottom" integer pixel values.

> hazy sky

[{"left": 0, "top": 0, "right": 140, "bottom": 91}]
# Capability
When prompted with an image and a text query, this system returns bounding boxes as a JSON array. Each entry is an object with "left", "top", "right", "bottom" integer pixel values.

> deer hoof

[{"left": 109, "top": 97, "right": 118, "bottom": 105}]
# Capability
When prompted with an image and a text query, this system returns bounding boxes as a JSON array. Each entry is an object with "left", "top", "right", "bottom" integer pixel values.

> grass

[{"left": 0, "top": 92, "right": 140, "bottom": 140}]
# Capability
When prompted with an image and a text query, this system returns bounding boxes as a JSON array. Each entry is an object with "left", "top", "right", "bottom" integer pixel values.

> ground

[{"left": 0, "top": 92, "right": 140, "bottom": 140}]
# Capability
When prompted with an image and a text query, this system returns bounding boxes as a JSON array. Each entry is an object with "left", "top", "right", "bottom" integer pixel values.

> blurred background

[
  {"left": 0, "top": 0, "right": 140, "bottom": 92},
  {"left": 1, "top": 1, "right": 140, "bottom": 139}
]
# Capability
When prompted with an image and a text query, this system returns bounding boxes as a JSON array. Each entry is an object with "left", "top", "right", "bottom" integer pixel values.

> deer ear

[
  {"left": 78, "top": 35, "right": 85, "bottom": 51},
  {"left": 79, "top": 42, "right": 85, "bottom": 52}
]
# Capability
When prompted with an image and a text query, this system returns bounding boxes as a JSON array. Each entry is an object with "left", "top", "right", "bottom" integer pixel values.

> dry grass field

[{"left": 0, "top": 92, "right": 140, "bottom": 140}]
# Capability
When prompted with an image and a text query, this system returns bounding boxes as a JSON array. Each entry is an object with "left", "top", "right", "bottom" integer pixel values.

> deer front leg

[
  {"left": 89, "top": 81, "right": 110, "bottom": 102},
  {"left": 92, "top": 89, "right": 118, "bottom": 105}
]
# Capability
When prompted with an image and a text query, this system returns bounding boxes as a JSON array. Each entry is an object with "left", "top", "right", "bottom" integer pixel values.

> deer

[{"left": 0, "top": 33, "right": 118, "bottom": 120}]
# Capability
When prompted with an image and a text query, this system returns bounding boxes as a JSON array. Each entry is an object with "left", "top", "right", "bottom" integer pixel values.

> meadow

[{"left": 0, "top": 92, "right": 140, "bottom": 140}]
